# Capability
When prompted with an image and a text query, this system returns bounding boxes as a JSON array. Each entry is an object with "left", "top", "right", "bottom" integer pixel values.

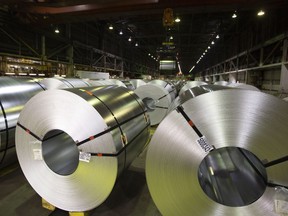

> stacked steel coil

[{"left": 15, "top": 86, "right": 150, "bottom": 211}]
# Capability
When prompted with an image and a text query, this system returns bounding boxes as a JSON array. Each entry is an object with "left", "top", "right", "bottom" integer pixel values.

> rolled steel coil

[
  {"left": 168, "top": 85, "right": 231, "bottom": 113},
  {"left": 148, "top": 80, "right": 177, "bottom": 101},
  {"left": 228, "top": 83, "right": 260, "bottom": 91},
  {"left": 129, "top": 79, "right": 146, "bottom": 89},
  {"left": 134, "top": 84, "right": 171, "bottom": 126},
  {"left": 85, "top": 79, "right": 116, "bottom": 86},
  {"left": 146, "top": 90, "right": 288, "bottom": 216},
  {"left": 121, "top": 80, "right": 135, "bottom": 90},
  {"left": 107, "top": 79, "right": 126, "bottom": 87},
  {"left": 15, "top": 86, "right": 150, "bottom": 211},
  {"left": 41, "top": 77, "right": 91, "bottom": 89},
  {"left": 0, "top": 77, "right": 45, "bottom": 169},
  {"left": 179, "top": 81, "right": 207, "bottom": 96}
]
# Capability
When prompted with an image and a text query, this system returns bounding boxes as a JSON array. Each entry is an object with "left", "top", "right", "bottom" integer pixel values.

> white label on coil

[
  {"left": 79, "top": 152, "right": 91, "bottom": 163},
  {"left": 33, "top": 149, "right": 43, "bottom": 160},
  {"left": 30, "top": 140, "right": 43, "bottom": 160},
  {"left": 196, "top": 136, "right": 214, "bottom": 153},
  {"left": 275, "top": 200, "right": 288, "bottom": 214}
]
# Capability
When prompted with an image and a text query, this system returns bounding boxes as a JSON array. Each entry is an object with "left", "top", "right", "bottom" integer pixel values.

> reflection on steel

[
  {"left": 0, "top": 77, "right": 44, "bottom": 169},
  {"left": 16, "top": 86, "right": 150, "bottom": 211},
  {"left": 179, "top": 81, "right": 207, "bottom": 96},
  {"left": 146, "top": 90, "right": 288, "bottom": 215}
]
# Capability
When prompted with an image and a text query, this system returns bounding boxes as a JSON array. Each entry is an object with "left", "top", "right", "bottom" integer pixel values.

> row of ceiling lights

[
  {"left": 108, "top": 24, "right": 141, "bottom": 47},
  {"left": 232, "top": 9, "right": 265, "bottom": 19},
  {"left": 189, "top": 34, "right": 220, "bottom": 73},
  {"left": 189, "top": 9, "right": 266, "bottom": 73}
]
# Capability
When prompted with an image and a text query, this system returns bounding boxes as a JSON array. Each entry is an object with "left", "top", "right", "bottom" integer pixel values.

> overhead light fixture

[
  {"left": 211, "top": 41, "right": 215, "bottom": 45},
  {"left": 109, "top": 25, "right": 113, "bottom": 30},
  {"left": 135, "top": 42, "right": 138, "bottom": 47},
  {"left": 232, "top": 12, "right": 237, "bottom": 19},
  {"left": 119, "top": 30, "right": 123, "bottom": 35},
  {"left": 54, "top": 27, "right": 60, "bottom": 34},
  {"left": 175, "top": 17, "right": 181, "bottom": 23},
  {"left": 148, "top": 53, "right": 151, "bottom": 56},
  {"left": 170, "top": 36, "right": 173, "bottom": 40},
  {"left": 216, "top": 35, "right": 220, "bottom": 39},
  {"left": 208, "top": 46, "right": 211, "bottom": 49},
  {"left": 128, "top": 37, "right": 132, "bottom": 42},
  {"left": 205, "top": 49, "right": 207, "bottom": 52},
  {"left": 257, "top": 10, "right": 265, "bottom": 16}
]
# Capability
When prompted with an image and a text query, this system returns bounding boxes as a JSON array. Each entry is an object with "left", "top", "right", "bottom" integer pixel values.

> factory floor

[{"left": 0, "top": 145, "right": 162, "bottom": 216}]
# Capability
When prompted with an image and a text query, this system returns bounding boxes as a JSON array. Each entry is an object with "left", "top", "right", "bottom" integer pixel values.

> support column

[
  {"left": 280, "top": 39, "right": 288, "bottom": 93},
  {"left": 66, "top": 45, "right": 74, "bottom": 77},
  {"left": 119, "top": 61, "right": 124, "bottom": 78}
]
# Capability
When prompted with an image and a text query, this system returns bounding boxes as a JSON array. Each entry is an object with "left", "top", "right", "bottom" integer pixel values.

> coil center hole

[
  {"left": 198, "top": 147, "right": 267, "bottom": 207},
  {"left": 142, "top": 97, "right": 157, "bottom": 112},
  {"left": 42, "top": 129, "right": 79, "bottom": 176}
]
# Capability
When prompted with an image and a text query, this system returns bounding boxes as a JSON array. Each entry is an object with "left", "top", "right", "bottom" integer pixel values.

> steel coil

[
  {"left": 108, "top": 79, "right": 126, "bottom": 87},
  {"left": 179, "top": 81, "right": 208, "bottom": 96},
  {"left": 15, "top": 86, "right": 150, "bottom": 211},
  {"left": 168, "top": 85, "right": 230, "bottom": 113},
  {"left": 134, "top": 84, "right": 171, "bottom": 126},
  {"left": 121, "top": 80, "right": 135, "bottom": 90},
  {"left": 228, "top": 83, "right": 260, "bottom": 91},
  {"left": 146, "top": 90, "right": 288, "bottom": 216},
  {"left": 41, "top": 77, "right": 91, "bottom": 89},
  {"left": 149, "top": 80, "right": 177, "bottom": 101},
  {"left": 85, "top": 79, "right": 115, "bottom": 86},
  {"left": 0, "top": 77, "right": 45, "bottom": 169},
  {"left": 129, "top": 79, "right": 146, "bottom": 89}
]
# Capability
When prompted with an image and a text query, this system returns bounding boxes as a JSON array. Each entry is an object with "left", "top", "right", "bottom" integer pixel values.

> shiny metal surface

[
  {"left": 41, "top": 77, "right": 91, "bottom": 89},
  {"left": 146, "top": 90, "right": 288, "bottom": 216},
  {"left": 0, "top": 77, "right": 44, "bottom": 169},
  {"left": 129, "top": 79, "right": 146, "bottom": 89},
  {"left": 283, "top": 97, "right": 288, "bottom": 102},
  {"left": 228, "top": 83, "right": 260, "bottom": 91},
  {"left": 108, "top": 79, "right": 127, "bottom": 87},
  {"left": 86, "top": 79, "right": 115, "bottom": 86},
  {"left": 15, "top": 86, "right": 150, "bottom": 211},
  {"left": 134, "top": 83, "right": 171, "bottom": 125},
  {"left": 121, "top": 80, "right": 135, "bottom": 90},
  {"left": 178, "top": 80, "right": 207, "bottom": 96},
  {"left": 149, "top": 80, "right": 177, "bottom": 100},
  {"left": 168, "top": 85, "right": 230, "bottom": 112}
]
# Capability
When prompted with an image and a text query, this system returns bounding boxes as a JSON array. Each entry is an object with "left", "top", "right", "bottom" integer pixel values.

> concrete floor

[{"left": 0, "top": 147, "right": 162, "bottom": 216}]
